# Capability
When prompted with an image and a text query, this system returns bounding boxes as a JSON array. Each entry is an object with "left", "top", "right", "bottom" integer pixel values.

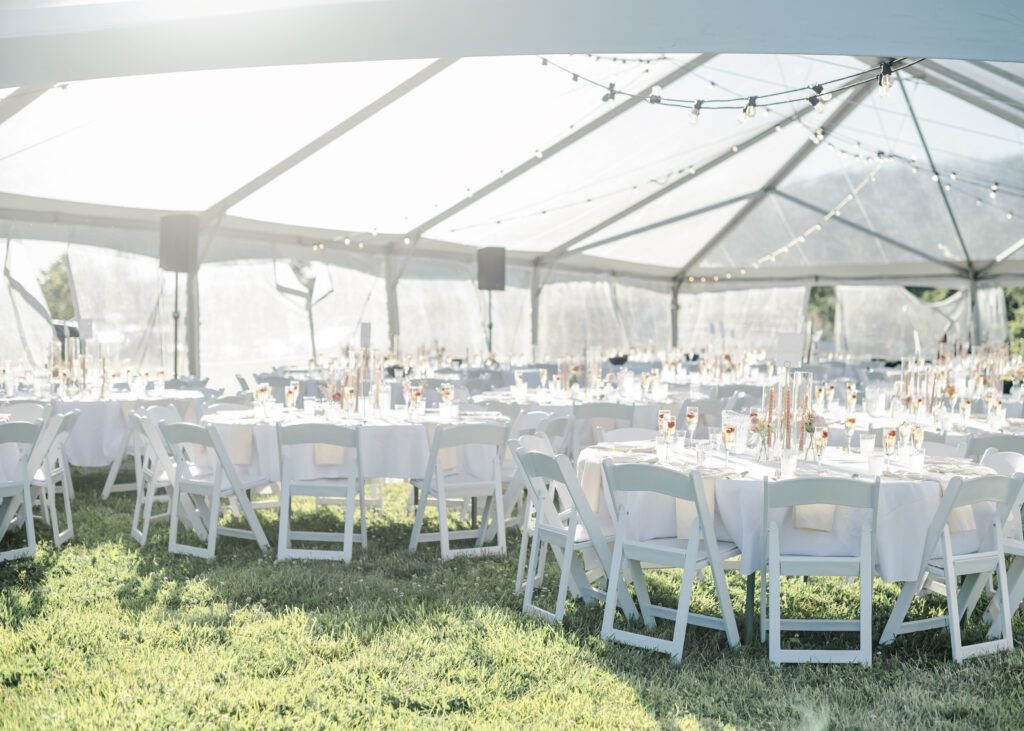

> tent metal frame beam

[
  {"left": 969, "top": 61, "right": 1024, "bottom": 90},
  {"left": 0, "top": 84, "right": 52, "bottom": 126},
  {"left": 403, "top": 53, "right": 715, "bottom": 241},
  {"left": 897, "top": 74, "right": 975, "bottom": 273},
  {"left": 673, "top": 83, "right": 874, "bottom": 282},
  {"left": 539, "top": 102, "right": 820, "bottom": 266},
  {"left": 563, "top": 190, "right": 764, "bottom": 258},
  {"left": 921, "top": 60, "right": 1024, "bottom": 115},
  {"left": 200, "top": 58, "right": 456, "bottom": 225},
  {"left": 774, "top": 190, "right": 969, "bottom": 275},
  {"left": 880, "top": 59, "right": 1024, "bottom": 132}
]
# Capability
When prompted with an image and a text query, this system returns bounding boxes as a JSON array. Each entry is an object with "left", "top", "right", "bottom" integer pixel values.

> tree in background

[{"left": 39, "top": 257, "right": 74, "bottom": 321}]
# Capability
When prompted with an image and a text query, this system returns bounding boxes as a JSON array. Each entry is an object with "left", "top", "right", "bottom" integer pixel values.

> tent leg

[{"left": 186, "top": 269, "right": 200, "bottom": 378}]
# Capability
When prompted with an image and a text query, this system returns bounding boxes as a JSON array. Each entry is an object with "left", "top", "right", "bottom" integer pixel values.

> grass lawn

[{"left": 2, "top": 469, "right": 1024, "bottom": 730}]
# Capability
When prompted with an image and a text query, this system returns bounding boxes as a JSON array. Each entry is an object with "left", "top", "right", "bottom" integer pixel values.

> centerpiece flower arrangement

[
  {"left": 749, "top": 410, "right": 772, "bottom": 461},
  {"left": 318, "top": 379, "right": 343, "bottom": 405}
]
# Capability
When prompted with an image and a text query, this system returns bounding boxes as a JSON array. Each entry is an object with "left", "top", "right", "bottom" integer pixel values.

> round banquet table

[
  {"left": 1, "top": 390, "right": 206, "bottom": 467},
  {"left": 472, "top": 389, "right": 665, "bottom": 452},
  {"left": 576, "top": 442, "right": 1019, "bottom": 584},
  {"left": 202, "top": 408, "right": 509, "bottom": 483}
]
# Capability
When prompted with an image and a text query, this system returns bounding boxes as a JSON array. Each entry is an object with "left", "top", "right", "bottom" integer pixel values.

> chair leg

[
  {"left": 493, "top": 483, "right": 507, "bottom": 555},
  {"left": 204, "top": 494, "right": 219, "bottom": 558},
  {"left": 101, "top": 431, "right": 130, "bottom": 499},
  {"left": 627, "top": 559, "right": 657, "bottom": 630},
  {"left": 879, "top": 581, "right": 919, "bottom": 645},
  {"left": 859, "top": 552, "right": 873, "bottom": 666},
  {"left": 768, "top": 538, "right": 783, "bottom": 665},
  {"left": 946, "top": 569, "right": 964, "bottom": 663},
  {"left": 130, "top": 475, "right": 147, "bottom": 546},
  {"left": 514, "top": 499, "right": 533, "bottom": 595},
  {"left": 235, "top": 491, "right": 270, "bottom": 552},
  {"left": 522, "top": 523, "right": 545, "bottom": 614},
  {"left": 553, "top": 537, "right": 575, "bottom": 622},
  {"left": 168, "top": 485, "right": 181, "bottom": 552},
  {"left": 670, "top": 566, "right": 698, "bottom": 664},
  {"left": 358, "top": 482, "right": 367, "bottom": 550},
  {"left": 408, "top": 489, "right": 428, "bottom": 554},
  {"left": 600, "top": 539, "right": 626, "bottom": 640},
  {"left": 342, "top": 485, "right": 355, "bottom": 564},
  {"left": 277, "top": 486, "right": 291, "bottom": 561},
  {"left": 21, "top": 485, "right": 36, "bottom": 558},
  {"left": 760, "top": 567, "right": 768, "bottom": 643},
  {"left": 437, "top": 489, "right": 452, "bottom": 560}
]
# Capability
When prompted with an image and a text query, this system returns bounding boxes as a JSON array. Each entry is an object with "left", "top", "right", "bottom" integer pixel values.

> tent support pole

[
  {"left": 530, "top": 264, "right": 541, "bottom": 361},
  {"left": 969, "top": 277, "right": 981, "bottom": 348},
  {"left": 385, "top": 245, "right": 400, "bottom": 356},
  {"left": 670, "top": 280, "right": 681, "bottom": 349},
  {"left": 185, "top": 269, "right": 200, "bottom": 377}
]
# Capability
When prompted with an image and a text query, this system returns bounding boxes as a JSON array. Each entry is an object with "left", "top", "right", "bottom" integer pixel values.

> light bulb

[
  {"left": 689, "top": 100, "right": 702, "bottom": 125},
  {"left": 403, "top": 236, "right": 411, "bottom": 245},
  {"left": 649, "top": 85, "right": 663, "bottom": 104}
]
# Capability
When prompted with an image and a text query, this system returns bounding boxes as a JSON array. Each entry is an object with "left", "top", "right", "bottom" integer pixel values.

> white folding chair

[
  {"left": 130, "top": 405, "right": 201, "bottom": 547},
  {"left": 761, "top": 476, "right": 879, "bottom": 666},
  {"left": 408, "top": 422, "right": 509, "bottom": 560},
  {"left": 204, "top": 402, "right": 251, "bottom": 415},
  {"left": 543, "top": 415, "right": 573, "bottom": 455},
  {"left": 976, "top": 449, "right": 1024, "bottom": 639},
  {"left": 480, "top": 400, "right": 522, "bottom": 422},
  {"left": 512, "top": 441, "right": 638, "bottom": 624},
  {"left": 0, "top": 421, "right": 43, "bottom": 562},
  {"left": 572, "top": 402, "right": 634, "bottom": 454},
  {"left": 964, "top": 434, "right": 1024, "bottom": 462},
  {"left": 491, "top": 410, "right": 553, "bottom": 539},
  {"left": 879, "top": 473, "right": 1024, "bottom": 662},
  {"left": 102, "top": 397, "right": 193, "bottom": 500},
  {"left": 600, "top": 461, "right": 740, "bottom": 663},
  {"left": 29, "top": 410, "right": 79, "bottom": 549},
  {"left": 160, "top": 422, "right": 271, "bottom": 558},
  {"left": 594, "top": 427, "right": 658, "bottom": 443},
  {"left": 0, "top": 400, "right": 52, "bottom": 424},
  {"left": 510, "top": 433, "right": 555, "bottom": 595},
  {"left": 276, "top": 422, "right": 365, "bottom": 563}
]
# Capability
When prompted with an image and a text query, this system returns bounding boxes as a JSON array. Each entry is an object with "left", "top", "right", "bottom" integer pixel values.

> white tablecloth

[
  {"left": 2, "top": 390, "right": 206, "bottom": 467},
  {"left": 577, "top": 444, "right": 1008, "bottom": 583},
  {"left": 203, "top": 410, "right": 505, "bottom": 482}
]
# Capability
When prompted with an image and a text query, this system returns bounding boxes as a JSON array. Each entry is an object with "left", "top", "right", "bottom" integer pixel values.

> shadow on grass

[{"left": 5, "top": 466, "right": 1024, "bottom": 728}]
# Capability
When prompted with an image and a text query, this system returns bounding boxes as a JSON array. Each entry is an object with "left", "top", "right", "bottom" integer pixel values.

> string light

[
  {"left": 878, "top": 61, "right": 894, "bottom": 97},
  {"left": 538, "top": 55, "right": 922, "bottom": 115},
  {"left": 689, "top": 100, "right": 703, "bottom": 124}
]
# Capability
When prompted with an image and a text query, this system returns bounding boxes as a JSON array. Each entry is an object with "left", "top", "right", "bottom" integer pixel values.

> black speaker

[
  {"left": 477, "top": 247, "right": 505, "bottom": 291},
  {"left": 159, "top": 214, "right": 200, "bottom": 272}
]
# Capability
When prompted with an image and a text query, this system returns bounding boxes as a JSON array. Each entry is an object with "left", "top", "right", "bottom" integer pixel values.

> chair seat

[
  {"left": 630, "top": 537, "right": 739, "bottom": 563},
  {"left": 536, "top": 520, "right": 610, "bottom": 545}
]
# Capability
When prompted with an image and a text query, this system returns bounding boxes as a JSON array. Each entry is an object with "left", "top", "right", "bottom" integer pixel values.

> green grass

[{"left": 2, "top": 471, "right": 1023, "bottom": 730}]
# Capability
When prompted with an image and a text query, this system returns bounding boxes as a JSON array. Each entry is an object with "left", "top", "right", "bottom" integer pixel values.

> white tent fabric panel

[
  {"left": 398, "top": 277, "right": 486, "bottom": 358},
  {"left": 67, "top": 245, "right": 177, "bottom": 369},
  {"left": 0, "top": 241, "right": 52, "bottom": 369},
  {"left": 199, "top": 261, "right": 313, "bottom": 388},
  {"left": 0, "top": 59, "right": 427, "bottom": 210},
  {"left": 230, "top": 54, "right": 686, "bottom": 235},
  {"left": 835, "top": 286, "right": 1007, "bottom": 358},
  {"left": 311, "top": 265, "right": 390, "bottom": 354},
  {"left": 676, "top": 287, "right": 808, "bottom": 353},
  {"left": 539, "top": 281, "right": 631, "bottom": 357}
]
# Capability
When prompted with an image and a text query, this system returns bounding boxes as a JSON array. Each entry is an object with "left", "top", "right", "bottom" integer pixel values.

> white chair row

[
  {"left": 511, "top": 436, "right": 1024, "bottom": 665},
  {"left": 0, "top": 410, "right": 80, "bottom": 562}
]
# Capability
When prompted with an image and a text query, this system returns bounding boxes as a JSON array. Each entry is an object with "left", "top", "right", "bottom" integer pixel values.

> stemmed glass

[
  {"left": 883, "top": 428, "right": 898, "bottom": 467},
  {"left": 825, "top": 384, "right": 836, "bottom": 412},
  {"left": 960, "top": 398, "right": 972, "bottom": 427},
  {"left": 721, "top": 425, "right": 736, "bottom": 467},
  {"left": 814, "top": 386, "right": 825, "bottom": 413},
  {"left": 284, "top": 383, "right": 299, "bottom": 410},
  {"left": 685, "top": 406, "right": 699, "bottom": 444},
  {"left": 439, "top": 382, "right": 455, "bottom": 420},
  {"left": 844, "top": 416, "right": 856, "bottom": 453},
  {"left": 812, "top": 426, "right": 829, "bottom": 464},
  {"left": 255, "top": 383, "right": 271, "bottom": 418},
  {"left": 846, "top": 388, "right": 857, "bottom": 415},
  {"left": 344, "top": 385, "right": 357, "bottom": 414},
  {"left": 983, "top": 389, "right": 995, "bottom": 416},
  {"left": 657, "top": 409, "right": 671, "bottom": 444},
  {"left": 911, "top": 424, "right": 925, "bottom": 455},
  {"left": 538, "top": 369, "right": 548, "bottom": 390},
  {"left": 898, "top": 420, "right": 912, "bottom": 455}
]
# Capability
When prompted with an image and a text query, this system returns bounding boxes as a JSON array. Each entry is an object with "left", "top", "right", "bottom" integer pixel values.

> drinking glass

[
  {"left": 812, "top": 426, "right": 828, "bottom": 463},
  {"left": 284, "top": 383, "right": 298, "bottom": 410},
  {"left": 685, "top": 406, "right": 699, "bottom": 443},
  {"left": 960, "top": 398, "right": 972, "bottom": 427},
  {"left": 844, "top": 416, "right": 856, "bottom": 453},
  {"left": 721, "top": 425, "right": 736, "bottom": 466},
  {"left": 883, "top": 428, "right": 898, "bottom": 466},
  {"left": 538, "top": 369, "right": 548, "bottom": 389},
  {"left": 859, "top": 432, "right": 876, "bottom": 455},
  {"left": 911, "top": 424, "right": 924, "bottom": 455}
]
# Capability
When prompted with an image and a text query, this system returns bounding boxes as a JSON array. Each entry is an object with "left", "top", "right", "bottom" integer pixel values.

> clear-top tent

[{"left": 1, "top": 1, "right": 1024, "bottom": 386}]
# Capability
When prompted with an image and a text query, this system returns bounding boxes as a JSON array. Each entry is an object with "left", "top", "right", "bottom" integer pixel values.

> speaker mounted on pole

[
  {"left": 477, "top": 247, "right": 506, "bottom": 291},
  {"left": 159, "top": 214, "right": 200, "bottom": 273}
]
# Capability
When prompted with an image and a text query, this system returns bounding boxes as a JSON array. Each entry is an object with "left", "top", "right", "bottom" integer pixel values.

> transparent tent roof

[{"left": 1, "top": 52, "right": 1023, "bottom": 289}]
